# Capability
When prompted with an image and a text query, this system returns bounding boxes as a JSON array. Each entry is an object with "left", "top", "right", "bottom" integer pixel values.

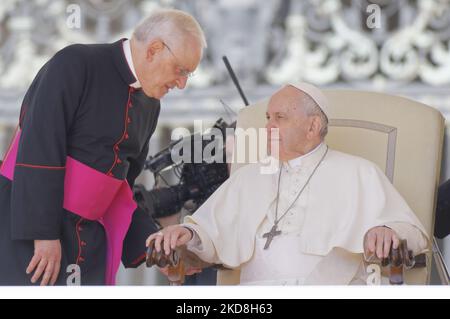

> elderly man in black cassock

[{"left": 0, "top": 9, "right": 206, "bottom": 285}]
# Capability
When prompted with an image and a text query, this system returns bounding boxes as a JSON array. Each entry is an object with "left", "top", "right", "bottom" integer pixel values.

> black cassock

[{"left": 0, "top": 39, "right": 160, "bottom": 285}]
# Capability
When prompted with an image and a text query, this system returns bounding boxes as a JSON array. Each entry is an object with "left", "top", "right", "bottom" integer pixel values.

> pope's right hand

[
  {"left": 146, "top": 225, "right": 193, "bottom": 256},
  {"left": 146, "top": 225, "right": 203, "bottom": 276}
]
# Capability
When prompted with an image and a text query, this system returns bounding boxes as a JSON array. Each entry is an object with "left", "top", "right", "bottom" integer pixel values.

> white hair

[
  {"left": 300, "top": 92, "right": 329, "bottom": 139},
  {"left": 133, "top": 9, "right": 207, "bottom": 50}
]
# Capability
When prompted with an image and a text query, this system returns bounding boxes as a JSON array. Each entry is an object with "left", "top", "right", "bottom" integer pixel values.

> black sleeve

[
  {"left": 122, "top": 138, "right": 160, "bottom": 268},
  {"left": 126, "top": 141, "right": 149, "bottom": 189},
  {"left": 126, "top": 99, "right": 160, "bottom": 188},
  {"left": 10, "top": 46, "right": 86, "bottom": 240},
  {"left": 121, "top": 206, "right": 159, "bottom": 268},
  {"left": 435, "top": 179, "right": 450, "bottom": 238}
]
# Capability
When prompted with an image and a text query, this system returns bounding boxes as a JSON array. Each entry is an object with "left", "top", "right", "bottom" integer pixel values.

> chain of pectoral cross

[{"left": 263, "top": 146, "right": 329, "bottom": 249}]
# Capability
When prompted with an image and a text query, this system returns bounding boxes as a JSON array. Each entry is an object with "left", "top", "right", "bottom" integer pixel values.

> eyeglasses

[{"left": 162, "top": 42, "right": 195, "bottom": 78}]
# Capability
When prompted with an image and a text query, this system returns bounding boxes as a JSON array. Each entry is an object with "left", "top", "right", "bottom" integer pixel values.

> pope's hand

[
  {"left": 146, "top": 225, "right": 193, "bottom": 256},
  {"left": 364, "top": 226, "right": 400, "bottom": 259},
  {"left": 146, "top": 226, "right": 203, "bottom": 276}
]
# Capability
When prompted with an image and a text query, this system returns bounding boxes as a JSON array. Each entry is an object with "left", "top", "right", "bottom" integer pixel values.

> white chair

[{"left": 218, "top": 89, "right": 448, "bottom": 285}]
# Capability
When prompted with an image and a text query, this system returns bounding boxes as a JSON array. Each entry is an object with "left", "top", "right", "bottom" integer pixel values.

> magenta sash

[{"left": 0, "top": 130, "right": 136, "bottom": 285}]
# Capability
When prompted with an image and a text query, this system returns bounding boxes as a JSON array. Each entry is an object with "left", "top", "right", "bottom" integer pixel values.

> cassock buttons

[
  {"left": 129, "top": 87, "right": 136, "bottom": 93},
  {"left": 127, "top": 118, "right": 131, "bottom": 124},
  {"left": 117, "top": 159, "right": 122, "bottom": 164},
  {"left": 81, "top": 241, "right": 87, "bottom": 247},
  {"left": 125, "top": 133, "right": 129, "bottom": 140},
  {"left": 107, "top": 172, "right": 114, "bottom": 177},
  {"left": 78, "top": 256, "right": 85, "bottom": 263},
  {"left": 115, "top": 145, "right": 120, "bottom": 151}
]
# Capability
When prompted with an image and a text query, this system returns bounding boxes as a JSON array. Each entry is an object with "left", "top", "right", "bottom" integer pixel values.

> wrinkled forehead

[{"left": 267, "top": 86, "right": 305, "bottom": 114}]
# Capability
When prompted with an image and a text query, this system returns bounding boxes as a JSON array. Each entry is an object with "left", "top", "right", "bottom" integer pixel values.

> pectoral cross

[{"left": 263, "top": 224, "right": 282, "bottom": 249}]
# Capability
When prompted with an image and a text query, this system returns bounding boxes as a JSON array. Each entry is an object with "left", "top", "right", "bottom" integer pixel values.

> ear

[
  {"left": 307, "top": 116, "right": 322, "bottom": 139},
  {"left": 146, "top": 39, "right": 165, "bottom": 62}
]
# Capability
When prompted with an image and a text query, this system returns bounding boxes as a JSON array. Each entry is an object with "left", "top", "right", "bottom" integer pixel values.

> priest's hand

[
  {"left": 364, "top": 226, "right": 400, "bottom": 259},
  {"left": 146, "top": 225, "right": 193, "bottom": 255},
  {"left": 26, "top": 240, "right": 62, "bottom": 286}
]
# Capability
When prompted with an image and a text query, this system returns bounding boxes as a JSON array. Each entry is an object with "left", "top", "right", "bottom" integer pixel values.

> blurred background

[{"left": 0, "top": 0, "right": 449, "bottom": 285}]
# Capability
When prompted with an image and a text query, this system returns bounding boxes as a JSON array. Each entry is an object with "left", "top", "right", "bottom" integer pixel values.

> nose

[
  {"left": 176, "top": 76, "right": 188, "bottom": 89},
  {"left": 265, "top": 119, "right": 277, "bottom": 131},
  {"left": 266, "top": 121, "right": 280, "bottom": 139}
]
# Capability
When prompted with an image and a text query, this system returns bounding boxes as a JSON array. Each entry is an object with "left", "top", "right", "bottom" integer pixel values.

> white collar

[
  {"left": 284, "top": 142, "right": 325, "bottom": 169},
  {"left": 122, "top": 39, "right": 141, "bottom": 89}
]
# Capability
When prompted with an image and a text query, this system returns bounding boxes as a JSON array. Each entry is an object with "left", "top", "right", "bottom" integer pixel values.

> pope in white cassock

[{"left": 147, "top": 83, "right": 429, "bottom": 285}]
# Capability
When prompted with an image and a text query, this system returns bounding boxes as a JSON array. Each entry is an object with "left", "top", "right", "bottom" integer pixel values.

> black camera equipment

[
  {"left": 134, "top": 118, "right": 231, "bottom": 219},
  {"left": 134, "top": 56, "right": 248, "bottom": 221}
]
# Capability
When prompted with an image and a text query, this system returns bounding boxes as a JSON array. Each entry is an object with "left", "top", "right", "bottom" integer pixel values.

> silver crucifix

[{"left": 263, "top": 224, "right": 282, "bottom": 249}]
